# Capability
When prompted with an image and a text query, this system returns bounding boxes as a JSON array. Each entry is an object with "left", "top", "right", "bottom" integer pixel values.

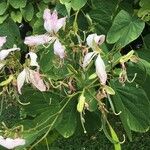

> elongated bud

[
  {"left": 77, "top": 92, "right": 85, "bottom": 113},
  {"left": 120, "top": 50, "right": 134, "bottom": 64},
  {"left": 0, "top": 75, "right": 14, "bottom": 86}
]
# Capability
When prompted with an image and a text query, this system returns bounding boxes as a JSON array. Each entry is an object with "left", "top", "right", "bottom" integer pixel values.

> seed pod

[{"left": 77, "top": 92, "right": 85, "bottom": 113}]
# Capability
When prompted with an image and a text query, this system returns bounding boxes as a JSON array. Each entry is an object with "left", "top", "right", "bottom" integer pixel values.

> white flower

[
  {"left": 0, "top": 36, "right": 7, "bottom": 49},
  {"left": 53, "top": 39, "right": 65, "bottom": 59},
  {"left": 0, "top": 136, "right": 25, "bottom": 149},
  {"left": 43, "top": 9, "right": 66, "bottom": 34},
  {"left": 24, "top": 34, "right": 53, "bottom": 46},
  {"left": 86, "top": 33, "right": 105, "bottom": 49},
  {"left": 0, "top": 47, "right": 20, "bottom": 61},
  {"left": 26, "top": 52, "right": 39, "bottom": 68},
  {"left": 82, "top": 52, "right": 97, "bottom": 68},
  {"left": 17, "top": 68, "right": 46, "bottom": 94},
  {"left": 95, "top": 54, "right": 107, "bottom": 85}
]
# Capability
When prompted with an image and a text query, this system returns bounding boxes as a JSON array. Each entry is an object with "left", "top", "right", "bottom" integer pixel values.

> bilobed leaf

[
  {"left": 110, "top": 80, "right": 150, "bottom": 134},
  {"left": 71, "top": 0, "right": 87, "bottom": 10},
  {"left": 56, "top": 102, "right": 77, "bottom": 138},
  {"left": 9, "top": 0, "right": 27, "bottom": 9},
  {"left": 11, "top": 11, "right": 22, "bottom": 23},
  {"left": 107, "top": 10, "right": 145, "bottom": 48}
]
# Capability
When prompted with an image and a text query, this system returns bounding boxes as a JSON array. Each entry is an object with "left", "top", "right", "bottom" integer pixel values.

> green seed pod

[{"left": 77, "top": 92, "right": 85, "bottom": 113}]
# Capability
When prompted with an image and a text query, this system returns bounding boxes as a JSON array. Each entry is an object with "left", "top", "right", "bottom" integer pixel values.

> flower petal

[
  {"left": 82, "top": 52, "right": 96, "bottom": 68},
  {"left": 26, "top": 52, "right": 39, "bottom": 68},
  {"left": 0, "top": 136, "right": 25, "bottom": 149},
  {"left": 0, "top": 36, "right": 7, "bottom": 49},
  {"left": 29, "top": 70, "right": 46, "bottom": 91},
  {"left": 24, "top": 34, "right": 53, "bottom": 46},
  {"left": 17, "top": 69, "right": 26, "bottom": 94},
  {"left": 54, "top": 17, "right": 66, "bottom": 33},
  {"left": 86, "top": 34, "right": 105, "bottom": 49},
  {"left": 95, "top": 54, "right": 107, "bottom": 85},
  {"left": 0, "top": 48, "right": 20, "bottom": 60},
  {"left": 53, "top": 39, "right": 65, "bottom": 59}
]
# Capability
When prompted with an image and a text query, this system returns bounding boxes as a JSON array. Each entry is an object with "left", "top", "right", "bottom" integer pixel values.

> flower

[
  {"left": 24, "top": 34, "right": 53, "bottom": 47},
  {"left": 95, "top": 54, "right": 107, "bottom": 85},
  {"left": 0, "top": 136, "right": 25, "bottom": 149},
  {"left": 53, "top": 39, "right": 65, "bottom": 59},
  {"left": 43, "top": 9, "right": 66, "bottom": 34},
  {"left": 0, "top": 47, "right": 20, "bottom": 61},
  {"left": 0, "top": 36, "right": 7, "bottom": 49},
  {"left": 17, "top": 68, "right": 46, "bottom": 94},
  {"left": 86, "top": 33, "right": 105, "bottom": 49}
]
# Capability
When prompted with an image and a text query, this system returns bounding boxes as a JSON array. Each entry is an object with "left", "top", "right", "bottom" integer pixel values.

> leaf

[
  {"left": 0, "top": 14, "right": 8, "bottom": 24},
  {"left": 71, "top": 0, "right": 87, "bottom": 11},
  {"left": 0, "top": 19, "right": 21, "bottom": 47},
  {"left": 10, "top": 11, "right": 22, "bottom": 23},
  {"left": 56, "top": 102, "right": 77, "bottom": 138},
  {"left": 107, "top": 10, "right": 145, "bottom": 48},
  {"left": 22, "top": 3, "right": 34, "bottom": 21},
  {"left": 0, "top": 1, "right": 7, "bottom": 15},
  {"left": 9, "top": 0, "right": 27, "bottom": 9},
  {"left": 110, "top": 80, "right": 150, "bottom": 134}
]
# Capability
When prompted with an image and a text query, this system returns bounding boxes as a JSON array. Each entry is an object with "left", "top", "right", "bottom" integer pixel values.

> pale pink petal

[
  {"left": 0, "top": 36, "right": 7, "bottom": 49},
  {"left": 24, "top": 34, "right": 52, "bottom": 46},
  {"left": 0, "top": 136, "right": 25, "bottom": 149},
  {"left": 94, "top": 35, "right": 105, "bottom": 45},
  {"left": 29, "top": 70, "right": 46, "bottom": 91},
  {"left": 95, "top": 54, "right": 107, "bottom": 85},
  {"left": 86, "top": 34, "right": 105, "bottom": 49},
  {"left": 82, "top": 52, "right": 96, "bottom": 68},
  {"left": 26, "top": 52, "right": 39, "bottom": 68},
  {"left": 17, "top": 69, "right": 26, "bottom": 94},
  {"left": 53, "top": 39, "right": 65, "bottom": 59},
  {"left": 0, "top": 48, "right": 20, "bottom": 60},
  {"left": 54, "top": 17, "right": 66, "bottom": 33},
  {"left": 86, "top": 34, "right": 96, "bottom": 48}
]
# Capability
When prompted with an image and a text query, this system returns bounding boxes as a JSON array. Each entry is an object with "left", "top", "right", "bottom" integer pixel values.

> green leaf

[
  {"left": 0, "top": 14, "right": 8, "bottom": 24},
  {"left": 71, "top": 0, "right": 87, "bottom": 11},
  {"left": 9, "top": 0, "right": 27, "bottom": 9},
  {"left": 10, "top": 11, "right": 22, "bottom": 23},
  {"left": 56, "top": 102, "right": 77, "bottom": 138},
  {"left": 110, "top": 80, "right": 150, "bottom": 134},
  {"left": 107, "top": 10, "right": 145, "bottom": 48},
  {"left": 0, "top": 1, "right": 7, "bottom": 15},
  {"left": 22, "top": 3, "right": 34, "bottom": 21}
]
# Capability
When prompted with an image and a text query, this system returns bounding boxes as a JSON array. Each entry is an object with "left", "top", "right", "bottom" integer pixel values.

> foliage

[{"left": 0, "top": 0, "right": 150, "bottom": 150}]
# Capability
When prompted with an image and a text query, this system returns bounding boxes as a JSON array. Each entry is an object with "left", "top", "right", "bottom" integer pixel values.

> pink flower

[
  {"left": 95, "top": 54, "right": 107, "bottom": 85},
  {"left": 86, "top": 34, "right": 105, "bottom": 49},
  {"left": 43, "top": 9, "right": 66, "bottom": 34},
  {"left": 53, "top": 39, "right": 65, "bottom": 59},
  {"left": 24, "top": 34, "right": 53, "bottom": 46},
  {"left": 0, "top": 36, "right": 7, "bottom": 49},
  {"left": 17, "top": 68, "right": 46, "bottom": 94},
  {"left": 0, "top": 47, "right": 20, "bottom": 60},
  {"left": 0, "top": 136, "right": 25, "bottom": 149}
]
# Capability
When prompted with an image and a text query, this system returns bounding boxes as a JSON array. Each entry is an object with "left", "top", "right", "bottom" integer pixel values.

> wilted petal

[
  {"left": 26, "top": 52, "right": 39, "bottom": 68},
  {"left": 17, "top": 69, "right": 26, "bottom": 94},
  {"left": 29, "top": 70, "right": 46, "bottom": 91},
  {"left": 53, "top": 39, "right": 65, "bottom": 59},
  {"left": 82, "top": 52, "right": 96, "bottom": 68},
  {"left": 86, "top": 34, "right": 105, "bottom": 49},
  {"left": 0, "top": 36, "right": 6, "bottom": 49},
  {"left": 0, "top": 47, "right": 20, "bottom": 60},
  {"left": 95, "top": 54, "right": 107, "bottom": 85},
  {"left": 0, "top": 136, "right": 25, "bottom": 149},
  {"left": 24, "top": 34, "right": 53, "bottom": 46}
]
